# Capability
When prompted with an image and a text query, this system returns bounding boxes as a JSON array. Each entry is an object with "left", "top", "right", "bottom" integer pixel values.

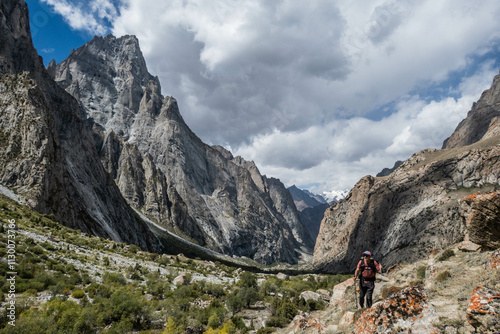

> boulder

[
  {"left": 330, "top": 277, "right": 355, "bottom": 309},
  {"left": 173, "top": 274, "right": 188, "bottom": 285},
  {"left": 460, "top": 192, "right": 500, "bottom": 249},
  {"left": 466, "top": 285, "right": 500, "bottom": 332},
  {"left": 338, "top": 311, "right": 355, "bottom": 329},
  {"left": 276, "top": 272, "right": 289, "bottom": 280},
  {"left": 353, "top": 286, "right": 439, "bottom": 334},
  {"left": 299, "top": 291, "right": 322, "bottom": 302},
  {"left": 316, "top": 289, "right": 331, "bottom": 301}
]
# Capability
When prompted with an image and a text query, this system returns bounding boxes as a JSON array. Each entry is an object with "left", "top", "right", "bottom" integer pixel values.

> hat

[{"left": 362, "top": 251, "right": 372, "bottom": 256}]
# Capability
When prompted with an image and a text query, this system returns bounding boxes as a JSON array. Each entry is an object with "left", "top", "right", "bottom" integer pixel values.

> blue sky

[{"left": 25, "top": 0, "right": 500, "bottom": 198}]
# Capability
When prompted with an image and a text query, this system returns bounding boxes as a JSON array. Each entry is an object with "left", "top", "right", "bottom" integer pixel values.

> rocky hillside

[
  {"left": 47, "top": 33, "right": 313, "bottom": 264},
  {"left": 0, "top": 0, "right": 160, "bottom": 253},
  {"left": 0, "top": 193, "right": 349, "bottom": 333},
  {"left": 1, "top": 192, "right": 498, "bottom": 333},
  {"left": 313, "top": 70, "right": 500, "bottom": 273},
  {"left": 281, "top": 244, "right": 500, "bottom": 333}
]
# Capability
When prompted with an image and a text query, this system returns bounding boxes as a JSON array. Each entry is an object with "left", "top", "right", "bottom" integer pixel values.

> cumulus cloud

[
  {"left": 41, "top": 0, "right": 500, "bottom": 193},
  {"left": 41, "top": 0, "right": 117, "bottom": 35}
]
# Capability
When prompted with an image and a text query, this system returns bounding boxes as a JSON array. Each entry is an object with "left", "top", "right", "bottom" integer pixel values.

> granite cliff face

[
  {"left": 313, "top": 72, "right": 500, "bottom": 273},
  {"left": 49, "top": 34, "right": 312, "bottom": 264},
  {"left": 0, "top": 0, "right": 160, "bottom": 252}
]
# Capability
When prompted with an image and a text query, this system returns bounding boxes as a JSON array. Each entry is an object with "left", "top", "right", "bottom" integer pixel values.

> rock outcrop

[
  {"left": 0, "top": 0, "right": 160, "bottom": 252},
  {"left": 466, "top": 285, "right": 500, "bottom": 333},
  {"left": 48, "top": 34, "right": 312, "bottom": 264},
  {"left": 353, "top": 286, "right": 439, "bottom": 334},
  {"left": 443, "top": 71, "right": 500, "bottom": 149},
  {"left": 460, "top": 191, "right": 500, "bottom": 249},
  {"left": 314, "top": 68, "right": 500, "bottom": 272}
]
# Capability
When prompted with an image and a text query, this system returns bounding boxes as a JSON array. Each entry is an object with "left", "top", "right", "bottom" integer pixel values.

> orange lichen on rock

[
  {"left": 353, "top": 286, "right": 439, "bottom": 334},
  {"left": 466, "top": 285, "right": 500, "bottom": 332}
]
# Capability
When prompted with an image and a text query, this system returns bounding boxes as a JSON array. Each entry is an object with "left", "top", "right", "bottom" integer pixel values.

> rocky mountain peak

[
  {"left": 49, "top": 33, "right": 159, "bottom": 138},
  {"left": 443, "top": 70, "right": 500, "bottom": 149},
  {"left": 50, "top": 30, "right": 312, "bottom": 264}
]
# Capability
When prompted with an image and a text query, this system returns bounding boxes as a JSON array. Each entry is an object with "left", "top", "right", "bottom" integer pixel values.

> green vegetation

[
  {"left": 0, "top": 194, "right": 350, "bottom": 333},
  {"left": 416, "top": 266, "right": 426, "bottom": 280},
  {"left": 437, "top": 249, "right": 455, "bottom": 262},
  {"left": 435, "top": 270, "right": 452, "bottom": 283}
]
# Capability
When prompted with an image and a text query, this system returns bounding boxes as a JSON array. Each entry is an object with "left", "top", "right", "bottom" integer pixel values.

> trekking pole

[{"left": 354, "top": 277, "right": 358, "bottom": 310}]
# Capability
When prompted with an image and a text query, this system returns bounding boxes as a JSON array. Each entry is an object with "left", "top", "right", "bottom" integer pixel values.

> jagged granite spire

[
  {"left": 50, "top": 34, "right": 313, "bottom": 264},
  {"left": 0, "top": 0, "right": 161, "bottom": 252}
]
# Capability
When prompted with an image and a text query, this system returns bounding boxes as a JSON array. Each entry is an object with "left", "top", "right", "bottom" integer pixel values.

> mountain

[
  {"left": 287, "top": 185, "right": 327, "bottom": 211},
  {"left": 48, "top": 34, "right": 313, "bottom": 265},
  {"left": 322, "top": 189, "right": 349, "bottom": 203},
  {"left": 0, "top": 0, "right": 160, "bottom": 253},
  {"left": 442, "top": 72, "right": 500, "bottom": 149},
  {"left": 313, "top": 71, "right": 500, "bottom": 273},
  {"left": 376, "top": 160, "right": 404, "bottom": 177}
]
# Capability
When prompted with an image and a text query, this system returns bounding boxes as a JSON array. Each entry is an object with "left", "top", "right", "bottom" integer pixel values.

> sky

[{"left": 25, "top": 0, "right": 500, "bottom": 199}]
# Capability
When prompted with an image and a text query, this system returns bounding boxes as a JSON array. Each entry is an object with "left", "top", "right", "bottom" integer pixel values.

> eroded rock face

[
  {"left": 314, "top": 70, "right": 500, "bottom": 272},
  {"left": 460, "top": 192, "right": 500, "bottom": 249},
  {"left": 443, "top": 70, "right": 500, "bottom": 149},
  {"left": 0, "top": 0, "right": 160, "bottom": 252},
  {"left": 49, "top": 34, "right": 312, "bottom": 264},
  {"left": 466, "top": 286, "right": 500, "bottom": 333},
  {"left": 353, "top": 286, "right": 439, "bottom": 334}
]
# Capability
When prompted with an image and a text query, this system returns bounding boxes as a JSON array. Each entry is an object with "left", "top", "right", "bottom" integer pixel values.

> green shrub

[
  {"left": 435, "top": 270, "right": 452, "bottom": 282},
  {"left": 381, "top": 286, "right": 403, "bottom": 299},
  {"left": 265, "top": 316, "right": 287, "bottom": 328},
  {"left": 71, "top": 289, "right": 85, "bottom": 299},
  {"left": 416, "top": 266, "right": 426, "bottom": 279},
  {"left": 102, "top": 272, "right": 127, "bottom": 286},
  {"left": 437, "top": 249, "right": 455, "bottom": 262}
]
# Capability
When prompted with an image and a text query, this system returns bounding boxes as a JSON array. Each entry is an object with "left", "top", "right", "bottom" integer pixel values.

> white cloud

[
  {"left": 43, "top": 0, "right": 500, "bottom": 193},
  {"left": 41, "top": 0, "right": 116, "bottom": 35}
]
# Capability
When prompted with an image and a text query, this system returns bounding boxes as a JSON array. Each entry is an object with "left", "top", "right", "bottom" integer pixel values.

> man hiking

[{"left": 353, "top": 251, "right": 381, "bottom": 308}]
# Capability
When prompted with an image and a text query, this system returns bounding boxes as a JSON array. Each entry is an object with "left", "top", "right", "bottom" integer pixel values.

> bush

[
  {"left": 435, "top": 271, "right": 452, "bottom": 282},
  {"left": 437, "top": 249, "right": 455, "bottom": 262},
  {"left": 102, "top": 272, "right": 127, "bottom": 286},
  {"left": 71, "top": 289, "right": 85, "bottom": 299},
  {"left": 381, "top": 286, "right": 403, "bottom": 299},
  {"left": 416, "top": 266, "right": 426, "bottom": 280},
  {"left": 266, "top": 316, "right": 287, "bottom": 328}
]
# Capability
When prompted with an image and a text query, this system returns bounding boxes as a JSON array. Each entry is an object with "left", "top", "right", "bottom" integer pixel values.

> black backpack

[{"left": 358, "top": 258, "right": 380, "bottom": 279}]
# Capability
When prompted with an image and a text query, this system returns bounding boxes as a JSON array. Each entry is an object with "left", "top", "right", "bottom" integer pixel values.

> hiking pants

[{"left": 359, "top": 279, "right": 375, "bottom": 308}]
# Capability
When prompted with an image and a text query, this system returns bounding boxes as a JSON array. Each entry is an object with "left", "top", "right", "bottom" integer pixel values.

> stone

[
  {"left": 173, "top": 274, "right": 188, "bottom": 285},
  {"left": 315, "top": 289, "right": 330, "bottom": 301},
  {"left": 353, "top": 286, "right": 439, "bottom": 334},
  {"left": 299, "top": 291, "right": 322, "bottom": 302},
  {"left": 338, "top": 311, "right": 355, "bottom": 328},
  {"left": 458, "top": 239, "right": 481, "bottom": 252},
  {"left": 460, "top": 192, "right": 500, "bottom": 249},
  {"left": 276, "top": 272, "right": 289, "bottom": 280},
  {"left": 330, "top": 277, "right": 355, "bottom": 309},
  {"left": 466, "top": 285, "right": 500, "bottom": 333}
]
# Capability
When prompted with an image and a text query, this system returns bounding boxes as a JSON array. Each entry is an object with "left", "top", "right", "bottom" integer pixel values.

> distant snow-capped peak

[{"left": 322, "top": 189, "right": 349, "bottom": 203}]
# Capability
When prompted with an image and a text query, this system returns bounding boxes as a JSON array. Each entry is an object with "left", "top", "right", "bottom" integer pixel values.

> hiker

[{"left": 353, "top": 250, "right": 381, "bottom": 308}]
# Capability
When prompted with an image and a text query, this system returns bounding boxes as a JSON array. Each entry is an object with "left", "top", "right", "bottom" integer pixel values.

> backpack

[{"left": 358, "top": 258, "right": 380, "bottom": 280}]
